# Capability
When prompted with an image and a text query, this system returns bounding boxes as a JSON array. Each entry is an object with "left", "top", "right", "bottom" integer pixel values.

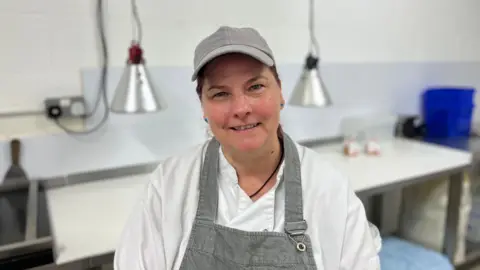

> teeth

[{"left": 233, "top": 123, "right": 258, "bottom": 130}]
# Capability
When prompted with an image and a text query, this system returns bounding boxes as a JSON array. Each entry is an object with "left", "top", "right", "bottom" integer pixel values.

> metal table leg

[
  {"left": 371, "top": 194, "right": 384, "bottom": 233},
  {"left": 443, "top": 172, "right": 463, "bottom": 262},
  {"left": 25, "top": 180, "right": 39, "bottom": 241}
]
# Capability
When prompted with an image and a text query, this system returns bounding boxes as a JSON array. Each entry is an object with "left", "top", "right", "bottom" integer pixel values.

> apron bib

[{"left": 179, "top": 133, "right": 318, "bottom": 269}]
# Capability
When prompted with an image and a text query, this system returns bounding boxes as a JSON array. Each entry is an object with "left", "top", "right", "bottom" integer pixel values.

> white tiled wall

[{"left": 1, "top": 0, "right": 480, "bottom": 121}]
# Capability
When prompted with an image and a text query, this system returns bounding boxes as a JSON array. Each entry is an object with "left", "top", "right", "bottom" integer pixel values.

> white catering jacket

[{"left": 114, "top": 140, "right": 381, "bottom": 270}]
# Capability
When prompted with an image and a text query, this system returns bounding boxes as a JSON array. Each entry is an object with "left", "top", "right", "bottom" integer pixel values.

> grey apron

[{"left": 179, "top": 133, "right": 318, "bottom": 269}]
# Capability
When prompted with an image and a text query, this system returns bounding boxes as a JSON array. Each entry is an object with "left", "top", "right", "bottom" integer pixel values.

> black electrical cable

[{"left": 53, "top": 0, "right": 109, "bottom": 135}]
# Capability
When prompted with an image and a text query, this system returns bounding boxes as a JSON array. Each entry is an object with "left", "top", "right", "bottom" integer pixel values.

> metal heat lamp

[
  {"left": 111, "top": 42, "right": 165, "bottom": 113},
  {"left": 110, "top": 0, "right": 166, "bottom": 114},
  {"left": 288, "top": 0, "right": 332, "bottom": 108}
]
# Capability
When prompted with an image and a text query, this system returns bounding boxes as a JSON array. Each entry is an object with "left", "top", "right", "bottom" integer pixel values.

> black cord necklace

[{"left": 248, "top": 144, "right": 285, "bottom": 198}]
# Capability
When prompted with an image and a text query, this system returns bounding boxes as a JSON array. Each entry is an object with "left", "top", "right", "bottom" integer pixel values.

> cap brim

[{"left": 191, "top": 44, "right": 275, "bottom": 81}]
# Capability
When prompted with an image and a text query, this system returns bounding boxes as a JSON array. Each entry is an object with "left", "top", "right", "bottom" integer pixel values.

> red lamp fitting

[{"left": 128, "top": 43, "right": 143, "bottom": 64}]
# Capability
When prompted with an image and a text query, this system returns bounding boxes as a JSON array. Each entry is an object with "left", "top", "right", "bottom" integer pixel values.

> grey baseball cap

[{"left": 191, "top": 26, "right": 275, "bottom": 81}]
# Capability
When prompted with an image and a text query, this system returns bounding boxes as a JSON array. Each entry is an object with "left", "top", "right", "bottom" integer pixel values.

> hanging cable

[
  {"left": 53, "top": 0, "right": 109, "bottom": 135},
  {"left": 131, "top": 0, "right": 143, "bottom": 44},
  {"left": 308, "top": 0, "right": 321, "bottom": 57}
]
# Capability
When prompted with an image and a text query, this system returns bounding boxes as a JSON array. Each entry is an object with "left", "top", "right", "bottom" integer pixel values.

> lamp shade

[
  {"left": 288, "top": 55, "right": 331, "bottom": 108},
  {"left": 111, "top": 43, "right": 166, "bottom": 114}
]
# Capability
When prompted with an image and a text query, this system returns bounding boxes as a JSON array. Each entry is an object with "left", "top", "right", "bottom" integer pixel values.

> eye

[
  {"left": 249, "top": 84, "right": 265, "bottom": 91},
  {"left": 213, "top": 92, "right": 229, "bottom": 98}
]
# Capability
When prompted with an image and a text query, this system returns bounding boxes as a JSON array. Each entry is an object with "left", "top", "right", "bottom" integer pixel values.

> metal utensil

[
  {"left": 1, "top": 139, "right": 29, "bottom": 192},
  {"left": 0, "top": 139, "right": 29, "bottom": 245}
]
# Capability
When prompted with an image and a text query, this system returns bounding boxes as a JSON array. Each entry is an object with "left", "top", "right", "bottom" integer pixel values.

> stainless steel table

[
  {"left": 36, "top": 137, "right": 476, "bottom": 269},
  {"left": 304, "top": 136, "right": 473, "bottom": 266},
  {"left": 365, "top": 166, "right": 467, "bottom": 265}
]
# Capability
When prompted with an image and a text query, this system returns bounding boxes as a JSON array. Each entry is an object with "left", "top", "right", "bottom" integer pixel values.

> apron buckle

[
  {"left": 285, "top": 220, "right": 308, "bottom": 236},
  {"left": 296, "top": 242, "right": 307, "bottom": 252},
  {"left": 285, "top": 220, "right": 308, "bottom": 252}
]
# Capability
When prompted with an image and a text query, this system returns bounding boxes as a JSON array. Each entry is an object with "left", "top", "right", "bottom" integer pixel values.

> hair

[{"left": 195, "top": 60, "right": 284, "bottom": 138}]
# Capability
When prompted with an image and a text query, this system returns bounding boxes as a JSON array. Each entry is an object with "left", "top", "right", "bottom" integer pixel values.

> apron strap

[
  {"left": 282, "top": 133, "right": 307, "bottom": 235},
  {"left": 194, "top": 138, "right": 221, "bottom": 223}
]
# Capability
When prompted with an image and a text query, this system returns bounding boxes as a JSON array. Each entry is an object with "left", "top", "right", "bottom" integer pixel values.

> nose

[{"left": 231, "top": 94, "right": 252, "bottom": 118}]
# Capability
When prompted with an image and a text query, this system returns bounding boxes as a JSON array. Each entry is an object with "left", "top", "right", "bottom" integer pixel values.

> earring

[{"left": 204, "top": 117, "right": 208, "bottom": 123}]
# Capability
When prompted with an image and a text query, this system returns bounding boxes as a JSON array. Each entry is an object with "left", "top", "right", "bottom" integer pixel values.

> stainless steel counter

[
  {"left": 37, "top": 137, "right": 473, "bottom": 269},
  {"left": 2, "top": 135, "right": 474, "bottom": 269},
  {"left": 0, "top": 159, "right": 157, "bottom": 269}
]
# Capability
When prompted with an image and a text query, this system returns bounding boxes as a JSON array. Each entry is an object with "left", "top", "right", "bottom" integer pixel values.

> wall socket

[{"left": 44, "top": 96, "right": 87, "bottom": 119}]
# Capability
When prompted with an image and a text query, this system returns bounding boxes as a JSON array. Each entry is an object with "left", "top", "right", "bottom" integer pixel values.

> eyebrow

[
  {"left": 207, "top": 75, "right": 268, "bottom": 92},
  {"left": 207, "top": 85, "right": 226, "bottom": 92},
  {"left": 246, "top": 75, "right": 268, "bottom": 84}
]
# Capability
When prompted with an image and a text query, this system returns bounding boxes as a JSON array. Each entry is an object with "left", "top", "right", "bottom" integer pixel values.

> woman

[{"left": 114, "top": 26, "right": 381, "bottom": 269}]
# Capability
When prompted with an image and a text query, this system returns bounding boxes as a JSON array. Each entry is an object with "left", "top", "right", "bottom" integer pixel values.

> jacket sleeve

[
  {"left": 340, "top": 186, "right": 381, "bottom": 270},
  {"left": 114, "top": 169, "right": 167, "bottom": 270}
]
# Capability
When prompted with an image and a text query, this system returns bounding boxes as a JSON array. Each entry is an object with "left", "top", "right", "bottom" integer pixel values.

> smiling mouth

[{"left": 230, "top": 123, "right": 260, "bottom": 131}]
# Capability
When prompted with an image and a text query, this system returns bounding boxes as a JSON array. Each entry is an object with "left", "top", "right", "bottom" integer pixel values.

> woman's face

[{"left": 200, "top": 53, "right": 284, "bottom": 154}]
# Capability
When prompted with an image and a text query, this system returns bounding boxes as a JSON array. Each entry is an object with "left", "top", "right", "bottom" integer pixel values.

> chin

[{"left": 231, "top": 137, "right": 268, "bottom": 153}]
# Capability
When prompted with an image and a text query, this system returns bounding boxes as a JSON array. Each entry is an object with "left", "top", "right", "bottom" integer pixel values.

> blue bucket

[{"left": 422, "top": 87, "right": 475, "bottom": 139}]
